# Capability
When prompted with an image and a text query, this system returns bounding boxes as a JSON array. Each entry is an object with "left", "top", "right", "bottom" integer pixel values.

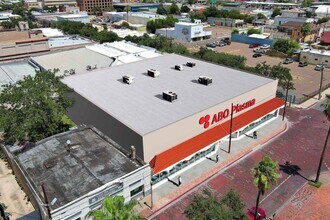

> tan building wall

[
  {"left": 42, "top": 0, "right": 77, "bottom": 7},
  {"left": 300, "top": 51, "right": 330, "bottom": 66},
  {"left": 142, "top": 80, "right": 278, "bottom": 162},
  {"left": 77, "top": 0, "right": 113, "bottom": 14}
]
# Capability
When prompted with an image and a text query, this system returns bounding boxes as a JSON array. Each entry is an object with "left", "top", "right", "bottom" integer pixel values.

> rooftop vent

[
  {"left": 175, "top": 65, "right": 183, "bottom": 71},
  {"left": 130, "top": 146, "right": 136, "bottom": 160},
  {"left": 198, "top": 76, "right": 212, "bottom": 86},
  {"left": 186, "top": 62, "right": 196, "bottom": 67},
  {"left": 123, "top": 75, "right": 135, "bottom": 84},
  {"left": 86, "top": 65, "right": 97, "bottom": 71},
  {"left": 147, "top": 69, "right": 160, "bottom": 78},
  {"left": 163, "top": 91, "right": 178, "bottom": 102},
  {"left": 69, "top": 69, "right": 75, "bottom": 75}
]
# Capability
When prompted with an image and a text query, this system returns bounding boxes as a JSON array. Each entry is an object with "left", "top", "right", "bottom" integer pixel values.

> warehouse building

[
  {"left": 2, "top": 127, "right": 151, "bottom": 220},
  {"left": 61, "top": 54, "right": 284, "bottom": 186}
]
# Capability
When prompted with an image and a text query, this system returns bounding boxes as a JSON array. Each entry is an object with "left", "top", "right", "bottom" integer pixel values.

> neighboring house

[
  {"left": 252, "top": 19, "right": 274, "bottom": 27},
  {"left": 315, "top": 5, "right": 330, "bottom": 18},
  {"left": 208, "top": 17, "right": 244, "bottom": 28},
  {"left": 279, "top": 21, "right": 318, "bottom": 42},
  {"left": 156, "top": 20, "right": 212, "bottom": 42},
  {"left": 0, "top": 30, "right": 50, "bottom": 61},
  {"left": 274, "top": 8, "right": 314, "bottom": 26},
  {"left": 249, "top": 9, "right": 272, "bottom": 19},
  {"left": 300, "top": 50, "right": 330, "bottom": 66},
  {"left": 1, "top": 126, "right": 151, "bottom": 220},
  {"left": 24, "top": 0, "right": 42, "bottom": 10},
  {"left": 123, "top": 12, "right": 166, "bottom": 25},
  {"left": 320, "top": 32, "right": 330, "bottom": 46}
]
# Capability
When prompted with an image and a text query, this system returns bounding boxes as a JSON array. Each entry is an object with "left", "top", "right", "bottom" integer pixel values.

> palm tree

[
  {"left": 251, "top": 156, "right": 279, "bottom": 220},
  {"left": 314, "top": 94, "right": 330, "bottom": 184},
  {"left": 86, "top": 196, "right": 141, "bottom": 220}
]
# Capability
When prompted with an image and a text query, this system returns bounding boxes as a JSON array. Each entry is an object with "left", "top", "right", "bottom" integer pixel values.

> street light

[
  {"left": 318, "top": 62, "right": 324, "bottom": 100},
  {"left": 282, "top": 81, "right": 290, "bottom": 121}
]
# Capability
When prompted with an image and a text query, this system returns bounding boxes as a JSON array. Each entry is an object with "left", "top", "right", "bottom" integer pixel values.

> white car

[
  {"left": 260, "top": 44, "right": 270, "bottom": 49},
  {"left": 315, "top": 64, "right": 324, "bottom": 71}
]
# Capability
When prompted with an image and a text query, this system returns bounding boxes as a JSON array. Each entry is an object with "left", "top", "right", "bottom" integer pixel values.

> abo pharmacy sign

[{"left": 199, "top": 99, "right": 256, "bottom": 129}]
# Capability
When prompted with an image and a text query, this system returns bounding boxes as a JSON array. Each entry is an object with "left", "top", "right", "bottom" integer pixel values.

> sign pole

[{"left": 228, "top": 103, "right": 233, "bottom": 154}]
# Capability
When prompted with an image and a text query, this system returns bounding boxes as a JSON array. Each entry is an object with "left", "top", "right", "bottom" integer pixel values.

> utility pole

[
  {"left": 41, "top": 184, "right": 51, "bottom": 219},
  {"left": 282, "top": 81, "right": 290, "bottom": 121},
  {"left": 315, "top": 124, "right": 330, "bottom": 183},
  {"left": 319, "top": 62, "right": 324, "bottom": 100},
  {"left": 228, "top": 103, "right": 233, "bottom": 153}
]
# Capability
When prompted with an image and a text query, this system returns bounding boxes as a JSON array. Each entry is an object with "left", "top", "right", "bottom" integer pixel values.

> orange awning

[{"left": 150, "top": 97, "right": 284, "bottom": 174}]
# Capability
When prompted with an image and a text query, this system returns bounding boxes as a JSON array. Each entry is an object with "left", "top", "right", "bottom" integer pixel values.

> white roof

[
  {"left": 34, "top": 28, "right": 64, "bottom": 37},
  {"left": 61, "top": 54, "right": 275, "bottom": 135},
  {"left": 315, "top": 6, "right": 330, "bottom": 14},
  {"left": 86, "top": 43, "right": 127, "bottom": 57},
  {"left": 249, "top": 34, "right": 269, "bottom": 39},
  {"left": 110, "top": 29, "right": 145, "bottom": 38},
  {"left": 58, "top": 14, "right": 88, "bottom": 18}
]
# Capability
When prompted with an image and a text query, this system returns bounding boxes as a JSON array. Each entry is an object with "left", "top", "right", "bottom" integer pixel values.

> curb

[{"left": 143, "top": 121, "right": 288, "bottom": 219}]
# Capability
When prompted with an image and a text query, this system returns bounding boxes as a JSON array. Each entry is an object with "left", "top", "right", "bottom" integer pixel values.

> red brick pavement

[{"left": 143, "top": 107, "right": 330, "bottom": 220}]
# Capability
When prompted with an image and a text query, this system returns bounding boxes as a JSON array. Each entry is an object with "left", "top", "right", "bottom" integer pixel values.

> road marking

[
  {"left": 260, "top": 174, "right": 292, "bottom": 204},
  {"left": 324, "top": 162, "right": 330, "bottom": 172}
]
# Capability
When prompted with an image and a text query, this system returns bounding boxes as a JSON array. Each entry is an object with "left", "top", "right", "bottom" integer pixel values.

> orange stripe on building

[{"left": 150, "top": 97, "right": 284, "bottom": 174}]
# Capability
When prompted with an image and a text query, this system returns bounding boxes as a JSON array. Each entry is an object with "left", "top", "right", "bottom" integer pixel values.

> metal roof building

[{"left": 61, "top": 53, "right": 284, "bottom": 186}]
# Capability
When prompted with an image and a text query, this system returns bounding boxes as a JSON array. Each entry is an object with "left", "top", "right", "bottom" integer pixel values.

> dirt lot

[
  {"left": 216, "top": 42, "right": 330, "bottom": 102},
  {"left": 0, "top": 159, "right": 34, "bottom": 219}
]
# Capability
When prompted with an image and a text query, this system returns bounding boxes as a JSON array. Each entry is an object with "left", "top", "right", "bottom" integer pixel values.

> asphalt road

[{"left": 150, "top": 104, "right": 330, "bottom": 219}]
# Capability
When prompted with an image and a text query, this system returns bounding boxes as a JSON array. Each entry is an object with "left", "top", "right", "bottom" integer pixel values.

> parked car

[
  {"left": 218, "top": 41, "right": 226, "bottom": 47},
  {"left": 206, "top": 43, "right": 216, "bottom": 48},
  {"left": 260, "top": 44, "right": 270, "bottom": 49},
  {"left": 315, "top": 64, "right": 325, "bottom": 71},
  {"left": 249, "top": 43, "right": 260, "bottom": 48},
  {"left": 222, "top": 37, "right": 231, "bottom": 45},
  {"left": 247, "top": 207, "right": 266, "bottom": 220},
  {"left": 253, "top": 53, "right": 262, "bottom": 58},
  {"left": 298, "top": 61, "right": 308, "bottom": 67},
  {"left": 283, "top": 58, "right": 293, "bottom": 64},
  {"left": 253, "top": 48, "right": 266, "bottom": 53}
]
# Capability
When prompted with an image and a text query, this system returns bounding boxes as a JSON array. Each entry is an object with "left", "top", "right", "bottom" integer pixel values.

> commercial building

[
  {"left": 300, "top": 50, "right": 330, "bottom": 66},
  {"left": 207, "top": 17, "right": 244, "bottom": 28},
  {"left": 0, "top": 30, "right": 50, "bottom": 61},
  {"left": 61, "top": 53, "right": 284, "bottom": 186},
  {"left": 2, "top": 126, "right": 151, "bottom": 220},
  {"left": 156, "top": 20, "right": 212, "bottom": 42},
  {"left": 57, "top": 13, "right": 89, "bottom": 23},
  {"left": 42, "top": 0, "right": 77, "bottom": 8},
  {"left": 77, "top": 0, "right": 113, "bottom": 14},
  {"left": 113, "top": 3, "right": 160, "bottom": 12}
]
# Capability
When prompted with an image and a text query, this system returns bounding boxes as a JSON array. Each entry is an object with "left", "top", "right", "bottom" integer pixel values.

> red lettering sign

[{"left": 199, "top": 99, "right": 256, "bottom": 129}]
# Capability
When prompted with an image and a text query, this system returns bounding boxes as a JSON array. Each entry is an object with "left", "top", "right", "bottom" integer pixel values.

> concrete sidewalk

[
  {"left": 138, "top": 117, "right": 287, "bottom": 218},
  {"left": 294, "top": 87, "right": 330, "bottom": 109}
]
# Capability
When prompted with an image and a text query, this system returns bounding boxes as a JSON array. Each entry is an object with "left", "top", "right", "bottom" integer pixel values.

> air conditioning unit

[
  {"left": 69, "top": 69, "right": 76, "bottom": 75},
  {"left": 86, "top": 65, "right": 92, "bottom": 71},
  {"left": 123, "top": 75, "right": 134, "bottom": 84},
  {"left": 186, "top": 62, "right": 196, "bottom": 67},
  {"left": 147, "top": 69, "right": 160, "bottom": 77},
  {"left": 163, "top": 91, "right": 178, "bottom": 102},
  {"left": 198, "top": 76, "right": 212, "bottom": 86},
  {"left": 175, "top": 65, "right": 183, "bottom": 71}
]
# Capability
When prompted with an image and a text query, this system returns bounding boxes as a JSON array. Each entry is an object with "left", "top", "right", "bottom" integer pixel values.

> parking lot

[{"left": 215, "top": 42, "right": 330, "bottom": 102}]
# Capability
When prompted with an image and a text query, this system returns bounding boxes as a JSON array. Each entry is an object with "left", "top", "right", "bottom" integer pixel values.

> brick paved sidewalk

[
  {"left": 139, "top": 119, "right": 288, "bottom": 218},
  {"left": 276, "top": 173, "right": 330, "bottom": 220}
]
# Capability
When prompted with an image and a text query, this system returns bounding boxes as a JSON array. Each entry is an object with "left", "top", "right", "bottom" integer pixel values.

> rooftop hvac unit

[
  {"left": 198, "top": 76, "right": 212, "bottom": 86},
  {"left": 175, "top": 65, "right": 183, "bottom": 71},
  {"left": 186, "top": 62, "right": 196, "bottom": 67},
  {"left": 86, "top": 65, "right": 92, "bottom": 71},
  {"left": 69, "top": 69, "right": 76, "bottom": 75},
  {"left": 147, "top": 69, "right": 160, "bottom": 77},
  {"left": 123, "top": 75, "right": 134, "bottom": 84},
  {"left": 163, "top": 91, "right": 178, "bottom": 102}
]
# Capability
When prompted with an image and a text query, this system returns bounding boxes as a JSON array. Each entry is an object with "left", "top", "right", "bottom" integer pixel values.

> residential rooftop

[
  {"left": 61, "top": 53, "right": 275, "bottom": 136},
  {"left": 11, "top": 127, "right": 144, "bottom": 210}
]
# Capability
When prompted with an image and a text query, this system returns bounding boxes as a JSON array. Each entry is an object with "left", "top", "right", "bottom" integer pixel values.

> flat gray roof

[
  {"left": 31, "top": 48, "right": 113, "bottom": 76},
  {"left": 62, "top": 54, "right": 275, "bottom": 135},
  {"left": 13, "top": 127, "right": 143, "bottom": 209}
]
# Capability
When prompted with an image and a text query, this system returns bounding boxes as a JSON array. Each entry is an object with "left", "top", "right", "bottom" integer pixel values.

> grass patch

[
  {"left": 308, "top": 180, "right": 322, "bottom": 188},
  {"left": 61, "top": 115, "right": 76, "bottom": 128}
]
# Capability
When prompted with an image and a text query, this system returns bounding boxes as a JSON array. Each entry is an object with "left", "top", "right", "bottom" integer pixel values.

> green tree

[
  {"left": 247, "top": 28, "right": 261, "bottom": 35},
  {"left": 169, "top": 3, "right": 180, "bottom": 15},
  {"left": 96, "top": 30, "right": 119, "bottom": 43},
  {"left": 0, "top": 71, "right": 73, "bottom": 144},
  {"left": 272, "top": 38, "right": 299, "bottom": 54},
  {"left": 317, "top": 17, "right": 330, "bottom": 24},
  {"left": 313, "top": 95, "right": 330, "bottom": 185},
  {"left": 184, "top": 188, "right": 247, "bottom": 220},
  {"left": 86, "top": 196, "right": 141, "bottom": 220},
  {"left": 251, "top": 156, "right": 279, "bottom": 220},
  {"left": 104, "top": 6, "right": 115, "bottom": 12},
  {"left": 305, "top": 11, "right": 316, "bottom": 18},
  {"left": 302, "top": 0, "right": 312, "bottom": 7},
  {"left": 257, "top": 13, "right": 266, "bottom": 20},
  {"left": 301, "top": 23, "right": 311, "bottom": 42},
  {"left": 92, "top": 6, "right": 102, "bottom": 16},
  {"left": 269, "top": 63, "right": 294, "bottom": 90},
  {"left": 271, "top": 7, "right": 281, "bottom": 18},
  {"left": 231, "top": 29, "right": 239, "bottom": 34},
  {"left": 181, "top": 5, "right": 190, "bottom": 13},
  {"left": 187, "top": 0, "right": 195, "bottom": 5},
  {"left": 157, "top": 4, "right": 168, "bottom": 15}
]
